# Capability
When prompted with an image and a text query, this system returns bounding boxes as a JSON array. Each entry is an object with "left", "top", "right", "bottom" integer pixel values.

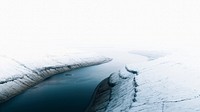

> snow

[
  {"left": 88, "top": 51, "right": 200, "bottom": 112},
  {"left": 0, "top": 49, "right": 111, "bottom": 103},
  {"left": 87, "top": 66, "right": 138, "bottom": 112},
  {"left": 129, "top": 50, "right": 169, "bottom": 60},
  {"left": 128, "top": 53, "right": 200, "bottom": 112}
]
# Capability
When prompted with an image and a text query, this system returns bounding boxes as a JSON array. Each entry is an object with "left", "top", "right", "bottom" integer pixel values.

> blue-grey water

[{"left": 0, "top": 50, "right": 147, "bottom": 112}]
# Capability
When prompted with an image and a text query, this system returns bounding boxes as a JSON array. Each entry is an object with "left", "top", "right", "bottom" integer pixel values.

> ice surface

[
  {"left": 129, "top": 53, "right": 200, "bottom": 112},
  {"left": 88, "top": 52, "right": 200, "bottom": 112}
]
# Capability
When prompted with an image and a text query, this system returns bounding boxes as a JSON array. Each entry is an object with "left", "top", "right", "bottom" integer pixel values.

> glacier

[
  {"left": 0, "top": 50, "right": 111, "bottom": 103},
  {"left": 87, "top": 52, "right": 200, "bottom": 112}
]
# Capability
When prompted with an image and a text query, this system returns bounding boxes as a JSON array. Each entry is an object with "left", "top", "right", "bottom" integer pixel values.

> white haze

[{"left": 0, "top": 0, "right": 200, "bottom": 54}]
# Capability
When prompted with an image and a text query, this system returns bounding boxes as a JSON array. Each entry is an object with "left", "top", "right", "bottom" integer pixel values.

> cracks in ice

[
  {"left": 0, "top": 76, "right": 24, "bottom": 84},
  {"left": 125, "top": 67, "right": 139, "bottom": 108},
  {"left": 0, "top": 56, "right": 41, "bottom": 84},
  {"left": 162, "top": 94, "right": 200, "bottom": 106},
  {"left": 0, "top": 56, "right": 73, "bottom": 84},
  {"left": 125, "top": 66, "right": 138, "bottom": 75},
  {"left": 3, "top": 56, "right": 41, "bottom": 75},
  {"left": 161, "top": 95, "right": 200, "bottom": 112},
  {"left": 130, "top": 94, "right": 200, "bottom": 111},
  {"left": 162, "top": 102, "right": 165, "bottom": 112},
  {"left": 123, "top": 66, "right": 200, "bottom": 112},
  {"left": 132, "top": 77, "right": 138, "bottom": 103},
  {"left": 127, "top": 66, "right": 200, "bottom": 111}
]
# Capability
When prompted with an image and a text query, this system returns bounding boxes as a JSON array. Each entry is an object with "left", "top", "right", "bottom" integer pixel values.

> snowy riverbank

[
  {"left": 87, "top": 52, "right": 200, "bottom": 112},
  {"left": 0, "top": 50, "right": 111, "bottom": 103}
]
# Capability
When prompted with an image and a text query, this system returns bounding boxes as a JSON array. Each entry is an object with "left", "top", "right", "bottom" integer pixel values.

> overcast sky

[{"left": 1, "top": 0, "right": 200, "bottom": 52}]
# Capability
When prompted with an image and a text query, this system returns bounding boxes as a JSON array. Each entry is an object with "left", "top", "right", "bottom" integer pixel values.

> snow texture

[
  {"left": 87, "top": 67, "right": 138, "bottom": 112},
  {"left": 88, "top": 52, "right": 200, "bottom": 112},
  {"left": 0, "top": 50, "right": 111, "bottom": 103}
]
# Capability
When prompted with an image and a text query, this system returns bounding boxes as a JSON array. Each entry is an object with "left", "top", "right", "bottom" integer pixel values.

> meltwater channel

[{"left": 0, "top": 50, "right": 147, "bottom": 112}]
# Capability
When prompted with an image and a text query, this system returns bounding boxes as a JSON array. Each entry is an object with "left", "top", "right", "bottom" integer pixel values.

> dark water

[{"left": 0, "top": 51, "right": 147, "bottom": 112}]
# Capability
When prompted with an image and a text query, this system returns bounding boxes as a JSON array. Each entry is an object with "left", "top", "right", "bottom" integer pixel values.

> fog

[{"left": 1, "top": 0, "right": 200, "bottom": 53}]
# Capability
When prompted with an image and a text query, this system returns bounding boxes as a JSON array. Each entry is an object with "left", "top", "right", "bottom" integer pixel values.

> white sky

[{"left": 0, "top": 0, "right": 200, "bottom": 52}]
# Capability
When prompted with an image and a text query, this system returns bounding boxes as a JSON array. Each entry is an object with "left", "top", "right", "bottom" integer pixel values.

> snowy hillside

[
  {"left": 0, "top": 50, "right": 111, "bottom": 103},
  {"left": 87, "top": 52, "right": 200, "bottom": 112}
]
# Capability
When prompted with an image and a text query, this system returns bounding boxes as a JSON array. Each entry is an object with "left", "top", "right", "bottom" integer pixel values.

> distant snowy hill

[
  {"left": 0, "top": 50, "right": 111, "bottom": 103},
  {"left": 87, "top": 52, "right": 200, "bottom": 112}
]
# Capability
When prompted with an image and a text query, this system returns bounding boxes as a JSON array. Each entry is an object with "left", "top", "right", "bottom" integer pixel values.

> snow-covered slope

[
  {"left": 129, "top": 53, "right": 200, "bottom": 112},
  {"left": 86, "top": 67, "right": 138, "bottom": 112},
  {"left": 0, "top": 50, "right": 111, "bottom": 103},
  {"left": 87, "top": 52, "right": 200, "bottom": 112}
]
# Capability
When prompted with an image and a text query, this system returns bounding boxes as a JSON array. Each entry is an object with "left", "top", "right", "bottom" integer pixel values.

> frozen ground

[
  {"left": 0, "top": 49, "right": 111, "bottom": 103},
  {"left": 87, "top": 51, "right": 200, "bottom": 112}
]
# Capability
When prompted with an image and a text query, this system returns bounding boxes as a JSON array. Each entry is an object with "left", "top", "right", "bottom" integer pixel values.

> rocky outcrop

[{"left": 0, "top": 52, "right": 111, "bottom": 103}]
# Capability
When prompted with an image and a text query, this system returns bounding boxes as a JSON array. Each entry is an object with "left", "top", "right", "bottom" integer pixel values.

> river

[{"left": 0, "top": 49, "right": 148, "bottom": 112}]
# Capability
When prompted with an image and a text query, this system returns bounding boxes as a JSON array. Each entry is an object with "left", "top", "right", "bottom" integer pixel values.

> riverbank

[
  {"left": 0, "top": 51, "right": 111, "bottom": 103},
  {"left": 86, "top": 66, "right": 138, "bottom": 112},
  {"left": 87, "top": 52, "right": 200, "bottom": 112},
  {"left": 0, "top": 49, "right": 149, "bottom": 112}
]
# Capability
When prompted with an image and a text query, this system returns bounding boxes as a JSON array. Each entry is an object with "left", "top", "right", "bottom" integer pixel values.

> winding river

[{"left": 0, "top": 50, "right": 148, "bottom": 112}]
